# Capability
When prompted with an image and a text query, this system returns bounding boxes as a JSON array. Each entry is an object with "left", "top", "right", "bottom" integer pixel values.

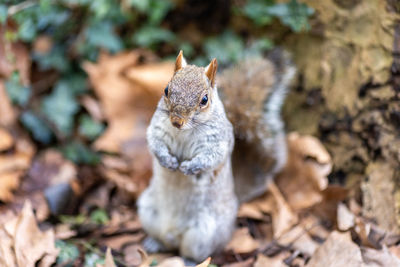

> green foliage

[
  {"left": 3, "top": 0, "right": 313, "bottom": 165},
  {"left": 41, "top": 84, "right": 79, "bottom": 136},
  {"left": 84, "top": 253, "right": 105, "bottom": 267},
  {"left": 20, "top": 111, "right": 53, "bottom": 144},
  {"left": 61, "top": 141, "right": 100, "bottom": 165},
  {"left": 89, "top": 208, "right": 109, "bottom": 225},
  {"left": 56, "top": 240, "right": 80, "bottom": 266},
  {"left": 79, "top": 115, "right": 105, "bottom": 140},
  {"left": 243, "top": 0, "right": 314, "bottom": 32},
  {"left": 5, "top": 71, "right": 30, "bottom": 106}
]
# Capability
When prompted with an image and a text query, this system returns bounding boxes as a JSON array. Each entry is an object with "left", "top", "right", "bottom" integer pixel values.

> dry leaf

[
  {"left": 306, "top": 231, "right": 363, "bottom": 267},
  {"left": 226, "top": 227, "right": 260, "bottom": 254},
  {"left": 221, "top": 257, "right": 254, "bottom": 267},
  {"left": 125, "top": 61, "right": 174, "bottom": 95},
  {"left": 104, "top": 247, "right": 117, "bottom": 267},
  {"left": 196, "top": 257, "right": 211, "bottom": 267},
  {"left": 361, "top": 246, "right": 400, "bottom": 267},
  {"left": 0, "top": 201, "right": 58, "bottom": 267},
  {"left": 276, "top": 132, "right": 331, "bottom": 211},
  {"left": 0, "top": 127, "right": 13, "bottom": 151},
  {"left": 337, "top": 202, "right": 355, "bottom": 231},
  {"left": 278, "top": 225, "right": 319, "bottom": 256},
  {"left": 254, "top": 253, "right": 287, "bottom": 267},
  {"left": 157, "top": 257, "right": 185, "bottom": 267},
  {"left": 240, "top": 182, "right": 297, "bottom": 238}
]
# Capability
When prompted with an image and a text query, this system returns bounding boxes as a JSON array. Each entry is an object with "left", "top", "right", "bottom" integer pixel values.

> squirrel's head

[{"left": 163, "top": 50, "right": 218, "bottom": 130}]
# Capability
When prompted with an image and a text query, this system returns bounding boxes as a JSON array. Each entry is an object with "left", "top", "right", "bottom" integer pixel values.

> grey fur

[{"left": 138, "top": 66, "right": 238, "bottom": 262}]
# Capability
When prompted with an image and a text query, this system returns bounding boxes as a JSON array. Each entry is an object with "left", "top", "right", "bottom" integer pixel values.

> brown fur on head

[{"left": 164, "top": 51, "right": 218, "bottom": 129}]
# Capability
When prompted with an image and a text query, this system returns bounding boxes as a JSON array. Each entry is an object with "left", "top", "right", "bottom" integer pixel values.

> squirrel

[{"left": 137, "top": 50, "right": 295, "bottom": 262}]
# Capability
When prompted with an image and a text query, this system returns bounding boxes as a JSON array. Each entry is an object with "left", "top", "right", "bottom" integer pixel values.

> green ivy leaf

[
  {"left": 133, "top": 25, "right": 175, "bottom": 48},
  {"left": 41, "top": 84, "right": 79, "bottom": 136},
  {"left": 86, "top": 21, "right": 123, "bottom": 52},
  {"left": 20, "top": 111, "right": 53, "bottom": 144},
  {"left": 33, "top": 47, "right": 70, "bottom": 72},
  {"left": 5, "top": 72, "right": 31, "bottom": 106},
  {"left": 56, "top": 73, "right": 88, "bottom": 96},
  {"left": 18, "top": 17, "right": 37, "bottom": 41},
  {"left": 84, "top": 253, "right": 104, "bottom": 267},
  {"left": 59, "top": 214, "right": 87, "bottom": 225},
  {"left": 90, "top": 209, "right": 109, "bottom": 225},
  {"left": 79, "top": 115, "right": 104, "bottom": 140},
  {"left": 268, "top": 0, "right": 314, "bottom": 32},
  {"left": 56, "top": 240, "right": 80, "bottom": 266},
  {"left": 0, "top": 5, "right": 8, "bottom": 24},
  {"left": 61, "top": 141, "right": 100, "bottom": 165},
  {"left": 203, "top": 31, "right": 244, "bottom": 66},
  {"left": 243, "top": 0, "right": 275, "bottom": 26}
]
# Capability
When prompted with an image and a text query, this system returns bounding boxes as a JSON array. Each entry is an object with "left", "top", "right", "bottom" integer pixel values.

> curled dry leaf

[
  {"left": 276, "top": 132, "right": 332, "bottom": 211},
  {"left": 305, "top": 231, "right": 363, "bottom": 267},
  {"left": 226, "top": 227, "right": 260, "bottom": 254},
  {"left": 238, "top": 182, "right": 297, "bottom": 238},
  {"left": 0, "top": 201, "right": 58, "bottom": 267}
]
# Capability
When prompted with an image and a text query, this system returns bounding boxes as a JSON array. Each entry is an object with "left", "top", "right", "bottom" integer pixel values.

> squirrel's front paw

[
  {"left": 158, "top": 155, "right": 179, "bottom": 170},
  {"left": 179, "top": 160, "right": 202, "bottom": 176}
]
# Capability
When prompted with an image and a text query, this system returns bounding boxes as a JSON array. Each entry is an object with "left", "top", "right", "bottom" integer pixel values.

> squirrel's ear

[
  {"left": 205, "top": 58, "right": 218, "bottom": 87},
  {"left": 175, "top": 50, "right": 187, "bottom": 72}
]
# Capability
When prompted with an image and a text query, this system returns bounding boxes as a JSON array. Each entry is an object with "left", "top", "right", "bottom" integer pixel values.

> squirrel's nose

[{"left": 171, "top": 116, "right": 184, "bottom": 129}]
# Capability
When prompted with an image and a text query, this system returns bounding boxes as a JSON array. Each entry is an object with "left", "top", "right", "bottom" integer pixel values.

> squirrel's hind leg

[{"left": 179, "top": 213, "right": 233, "bottom": 262}]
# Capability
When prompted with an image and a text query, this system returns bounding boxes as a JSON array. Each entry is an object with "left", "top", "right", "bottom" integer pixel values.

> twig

[{"left": 8, "top": 0, "right": 38, "bottom": 16}]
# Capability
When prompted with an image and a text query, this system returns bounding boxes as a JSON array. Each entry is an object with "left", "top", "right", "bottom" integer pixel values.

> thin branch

[{"left": 8, "top": 0, "right": 37, "bottom": 16}]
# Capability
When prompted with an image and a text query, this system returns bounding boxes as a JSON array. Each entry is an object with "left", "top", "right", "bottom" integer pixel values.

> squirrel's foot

[
  {"left": 158, "top": 155, "right": 179, "bottom": 170},
  {"left": 142, "top": 236, "right": 166, "bottom": 253},
  {"left": 182, "top": 258, "right": 198, "bottom": 266},
  {"left": 179, "top": 160, "right": 202, "bottom": 176}
]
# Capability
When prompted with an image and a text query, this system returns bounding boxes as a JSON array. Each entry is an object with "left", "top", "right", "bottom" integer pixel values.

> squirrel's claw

[
  {"left": 179, "top": 160, "right": 202, "bottom": 176},
  {"left": 158, "top": 154, "right": 179, "bottom": 170}
]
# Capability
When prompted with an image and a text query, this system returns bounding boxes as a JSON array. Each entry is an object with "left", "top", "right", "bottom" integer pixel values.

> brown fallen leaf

[
  {"left": 0, "top": 201, "right": 58, "bottom": 267},
  {"left": 276, "top": 132, "right": 331, "bottom": 211},
  {"left": 305, "top": 231, "right": 363, "bottom": 267},
  {"left": 157, "top": 257, "right": 185, "bottom": 267},
  {"left": 361, "top": 246, "right": 400, "bottom": 267},
  {"left": 0, "top": 127, "right": 13, "bottom": 151},
  {"left": 125, "top": 61, "right": 174, "bottom": 95},
  {"left": 337, "top": 202, "right": 355, "bottom": 231},
  {"left": 277, "top": 225, "right": 319, "bottom": 256},
  {"left": 221, "top": 257, "right": 254, "bottom": 267},
  {"left": 254, "top": 253, "right": 287, "bottom": 267},
  {"left": 104, "top": 247, "right": 117, "bottom": 267},
  {"left": 196, "top": 257, "right": 211, "bottom": 267},
  {"left": 239, "top": 182, "right": 297, "bottom": 238},
  {"left": 0, "top": 171, "right": 22, "bottom": 202},
  {"left": 225, "top": 227, "right": 260, "bottom": 254}
]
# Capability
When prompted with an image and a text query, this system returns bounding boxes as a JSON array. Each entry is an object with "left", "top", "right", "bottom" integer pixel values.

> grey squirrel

[{"left": 137, "top": 50, "right": 295, "bottom": 262}]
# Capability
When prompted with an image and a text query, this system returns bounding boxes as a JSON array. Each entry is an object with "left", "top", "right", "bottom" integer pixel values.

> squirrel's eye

[
  {"left": 200, "top": 94, "right": 208, "bottom": 106},
  {"left": 164, "top": 86, "right": 168, "bottom": 97}
]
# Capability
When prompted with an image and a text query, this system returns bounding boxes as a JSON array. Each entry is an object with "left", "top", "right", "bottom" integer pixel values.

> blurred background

[{"left": 0, "top": 0, "right": 399, "bottom": 266}]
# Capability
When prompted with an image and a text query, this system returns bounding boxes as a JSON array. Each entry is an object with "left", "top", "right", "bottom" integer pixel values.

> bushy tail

[{"left": 218, "top": 49, "right": 296, "bottom": 203}]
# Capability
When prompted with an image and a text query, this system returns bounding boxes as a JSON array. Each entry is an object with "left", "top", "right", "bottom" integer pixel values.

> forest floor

[{"left": 1, "top": 45, "right": 400, "bottom": 267}]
